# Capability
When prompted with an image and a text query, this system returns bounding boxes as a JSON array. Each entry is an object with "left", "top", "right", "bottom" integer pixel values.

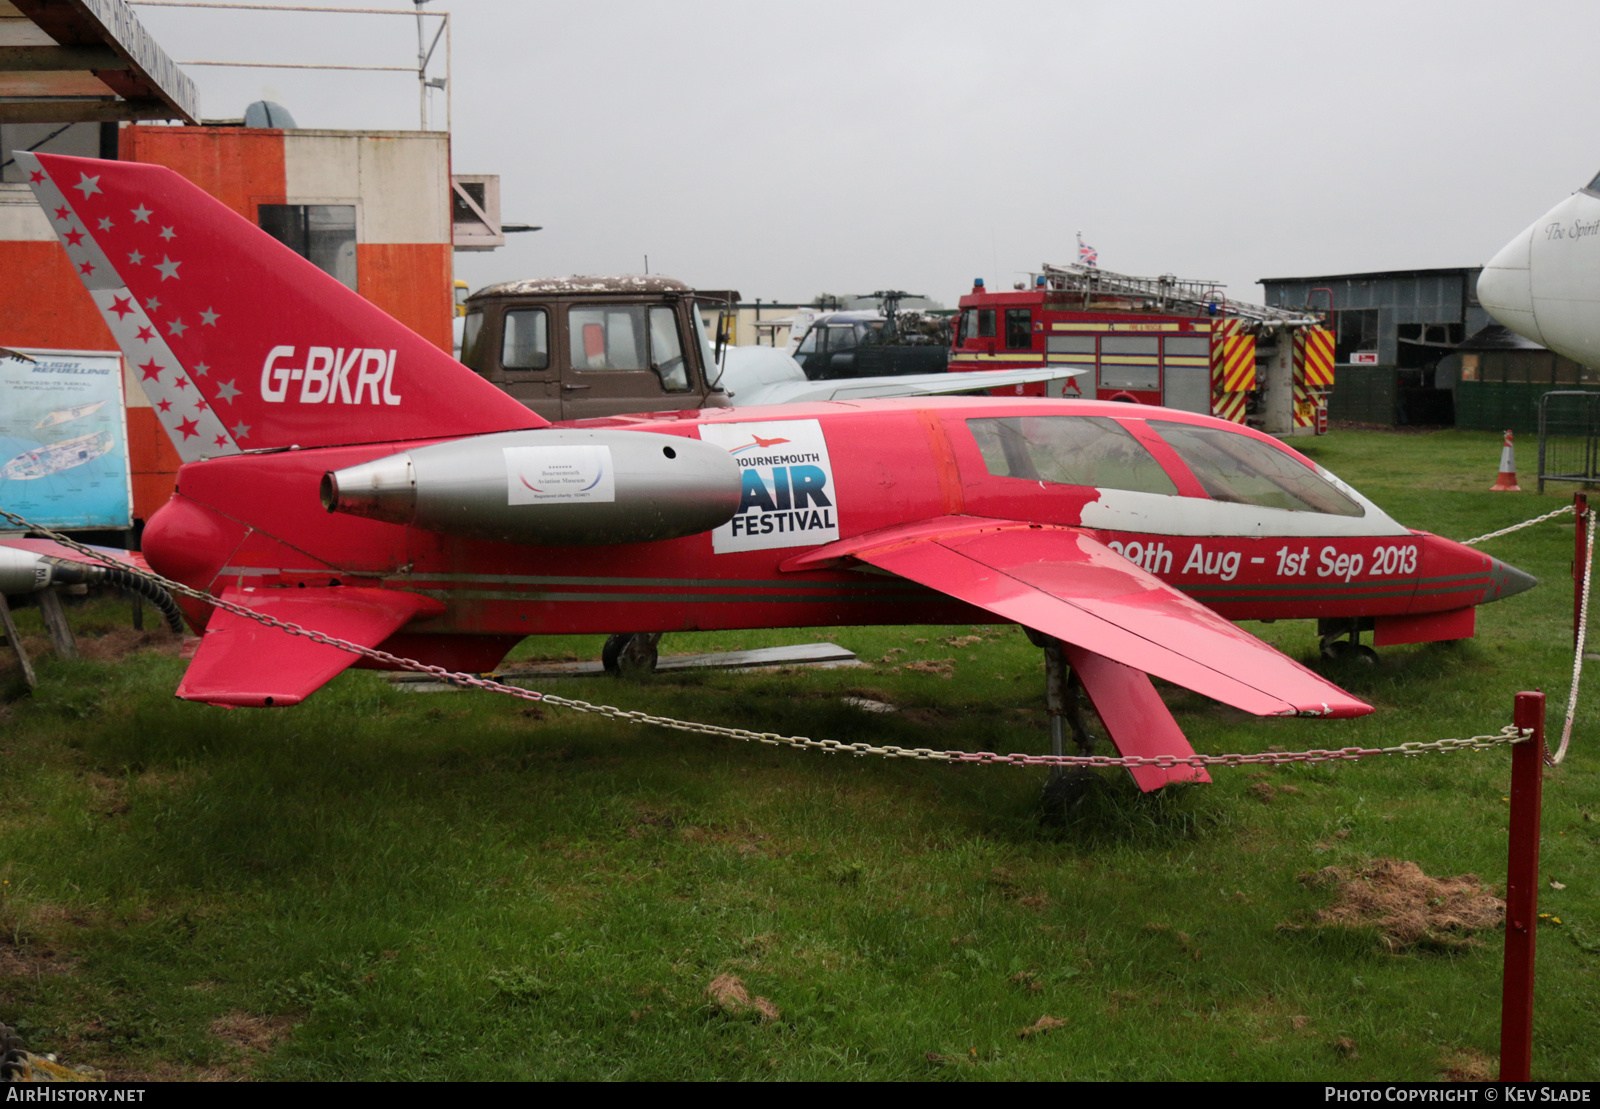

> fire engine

[{"left": 951, "top": 263, "right": 1335, "bottom": 435}]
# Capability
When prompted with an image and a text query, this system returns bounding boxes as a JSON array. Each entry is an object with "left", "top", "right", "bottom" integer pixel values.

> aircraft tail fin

[{"left": 19, "top": 151, "right": 545, "bottom": 462}]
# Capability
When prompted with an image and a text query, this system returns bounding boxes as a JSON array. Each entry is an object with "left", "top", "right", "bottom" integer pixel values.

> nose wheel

[
  {"left": 1318, "top": 617, "right": 1378, "bottom": 666},
  {"left": 1320, "top": 634, "right": 1378, "bottom": 666}
]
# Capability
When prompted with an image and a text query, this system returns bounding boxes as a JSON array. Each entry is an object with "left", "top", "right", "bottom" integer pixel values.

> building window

[
  {"left": 1334, "top": 308, "right": 1379, "bottom": 363},
  {"left": 258, "top": 204, "right": 358, "bottom": 290}
]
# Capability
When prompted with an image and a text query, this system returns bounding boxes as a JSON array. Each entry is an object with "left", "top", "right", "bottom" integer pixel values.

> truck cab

[
  {"left": 458, "top": 275, "right": 733, "bottom": 421},
  {"left": 791, "top": 308, "right": 952, "bottom": 380}
]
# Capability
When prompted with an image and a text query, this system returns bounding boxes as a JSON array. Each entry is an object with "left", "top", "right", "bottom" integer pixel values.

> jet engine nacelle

[
  {"left": 0, "top": 546, "right": 53, "bottom": 593},
  {"left": 321, "top": 428, "right": 741, "bottom": 546}
]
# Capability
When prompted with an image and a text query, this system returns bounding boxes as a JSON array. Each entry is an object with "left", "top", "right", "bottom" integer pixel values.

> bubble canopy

[{"left": 966, "top": 414, "right": 1364, "bottom": 517}]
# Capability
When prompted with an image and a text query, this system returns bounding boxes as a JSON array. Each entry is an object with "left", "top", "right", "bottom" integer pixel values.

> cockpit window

[
  {"left": 1587, "top": 169, "right": 1600, "bottom": 194},
  {"left": 967, "top": 416, "right": 1178, "bottom": 495},
  {"left": 1148, "top": 420, "right": 1364, "bottom": 516}
]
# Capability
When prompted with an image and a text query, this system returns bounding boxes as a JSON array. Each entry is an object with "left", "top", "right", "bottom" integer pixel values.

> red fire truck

[{"left": 951, "top": 263, "right": 1335, "bottom": 436}]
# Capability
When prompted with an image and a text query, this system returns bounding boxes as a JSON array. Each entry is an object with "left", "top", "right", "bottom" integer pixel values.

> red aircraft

[{"left": 2, "top": 153, "right": 1537, "bottom": 792}]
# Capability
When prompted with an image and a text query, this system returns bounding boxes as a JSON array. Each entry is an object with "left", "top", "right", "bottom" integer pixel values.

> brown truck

[{"left": 457, "top": 275, "right": 733, "bottom": 421}]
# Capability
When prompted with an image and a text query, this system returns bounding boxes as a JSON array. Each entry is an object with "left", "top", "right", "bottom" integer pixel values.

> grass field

[{"left": 0, "top": 428, "right": 1596, "bottom": 1081}]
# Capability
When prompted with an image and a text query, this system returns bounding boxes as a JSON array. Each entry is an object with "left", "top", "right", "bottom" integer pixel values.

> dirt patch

[
  {"left": 1293, "top": 859, "right": 1503, "bottom": 950},
  {"left": 76, "top": 626, "right": 183, "bottom": 662},
  {"left": 705, "top": 974, "right": 780, "bottom": 1021},
  {"left": 626, "top": 804, "right": 680, "bottom": 838},
  {"left": 86, "top": 774, "right": 130, "bottom": 817},
  {"left": 1017, "top": 1015, "right": 1067, "bottom": 1039},
  {"left": 1249, "top": 781, "right": 1301, "bottom": 803},
  {"left": 1439, "top": 1047, "right": 1497, "bottom": 1081},
  {"left": 0, "top": 940, "right": 76, "bottom": 979},
  {"left": 108, "top": 1059, "right": 241, "bottom": 1082},
  {"left": 210, "top": 1010, "right": 295, "bottom": 1060},
  {"left": 681, "top": 825, "right": 770, "bottom": 856},
  {"left": 902, "top": 658, "right": 955, "bottom": 679}
]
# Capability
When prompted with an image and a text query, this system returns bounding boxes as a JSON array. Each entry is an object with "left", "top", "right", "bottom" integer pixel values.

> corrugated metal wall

[{"left": 1262, "top": 270, "right": 1491, "bottom": 365}]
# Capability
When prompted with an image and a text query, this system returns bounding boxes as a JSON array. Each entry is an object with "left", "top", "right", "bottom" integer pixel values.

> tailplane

[{"left": 19, "top": 151, "right": 544, "bottom": 462}]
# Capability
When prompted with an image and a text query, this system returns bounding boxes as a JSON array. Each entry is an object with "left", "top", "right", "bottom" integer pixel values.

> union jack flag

[{"left": 1077, "top": 231, "right": 1097, "bottom": 268}]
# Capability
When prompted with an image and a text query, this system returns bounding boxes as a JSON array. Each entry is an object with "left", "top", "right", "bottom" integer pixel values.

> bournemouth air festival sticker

[
  {"left": 504, "top": 445, "right": 615, "bottom": 504},
  {"left": 698, "top": 419, "right": 839, "bottom": 553}
]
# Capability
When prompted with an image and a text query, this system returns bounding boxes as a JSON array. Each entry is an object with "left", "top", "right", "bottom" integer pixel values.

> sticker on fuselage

[
  {"left": 503, "top": 445, "right": 615, "bottom": 504},
  {"left": 699, "top": 419, "right": 839, "bottom": 553}
]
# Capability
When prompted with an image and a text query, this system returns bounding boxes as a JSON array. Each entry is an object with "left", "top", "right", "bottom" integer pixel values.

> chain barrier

[
  {"left": 1454, "top": 500, "right": 1590, "bottom": 766},
  {"left": 1457, "top": 503, "right": 1574, "bottom": 547},
  {"left": 0, "top": 506, "right": 1535, "bottom": 771},
  {"left": 1554, "top": 507, "right": 1594, "bottom": 766}
]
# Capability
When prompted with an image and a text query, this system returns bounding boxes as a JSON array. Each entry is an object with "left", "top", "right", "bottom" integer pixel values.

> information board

[{"left": 0, "top": 348, "right": 131, "bottom": 530}]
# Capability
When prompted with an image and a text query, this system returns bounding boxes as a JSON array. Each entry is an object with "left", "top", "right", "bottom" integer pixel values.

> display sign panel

[{"left": 0, "top": 349, "right": 131, "bottom": 530}]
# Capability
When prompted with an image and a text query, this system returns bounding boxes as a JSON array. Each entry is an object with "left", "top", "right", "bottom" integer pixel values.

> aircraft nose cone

[
  {"left": 1487, "top": 556, "right": 1539, "bottom": 603},
  {"left": 1478, "top": 225, "right": 1544, "bottom": 345}
]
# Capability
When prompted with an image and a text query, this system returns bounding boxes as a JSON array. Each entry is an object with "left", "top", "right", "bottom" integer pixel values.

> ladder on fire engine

[{"left": 1036, "top": 263, "right": 1321, "bottom": 327}]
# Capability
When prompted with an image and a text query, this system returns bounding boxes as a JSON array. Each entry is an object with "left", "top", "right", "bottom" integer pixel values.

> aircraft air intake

[{"left": 321, "top": 428, "right": 742, "bottom": 546}]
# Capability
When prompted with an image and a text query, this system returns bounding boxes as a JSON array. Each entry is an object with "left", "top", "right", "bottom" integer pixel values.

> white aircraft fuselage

[{"left": 1479, "top": 171, "right": 1600, "bottom": 362}]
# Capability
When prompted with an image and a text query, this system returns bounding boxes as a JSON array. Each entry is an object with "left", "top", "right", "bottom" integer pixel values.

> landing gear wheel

[
  {"left": 1321, "top": 638, "right": 1377, "bottom": 666},
  {"left": 602, "top": 632, "right": 660, "bottom": 676},
  {"left": 602, "top": 634, "right": 630, "bottom": 675},
  {"left": 1039, "top": 768, "right": 1098, "bottom": 826}
]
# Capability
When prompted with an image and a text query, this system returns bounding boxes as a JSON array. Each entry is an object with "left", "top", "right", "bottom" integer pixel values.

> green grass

[{"left": 1, "top": 428, "right": 1596, "bottom": 1081}]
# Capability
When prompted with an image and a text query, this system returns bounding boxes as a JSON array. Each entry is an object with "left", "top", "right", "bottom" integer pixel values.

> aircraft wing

[
  {"left": 739, "top": 366, "right": 1083, "bottom": 406},
  {"left": 787, "top": 517, "right": 1371, "bottom": 721},
  {"left": 177, "top": 585, "right": 445, "bottom": 707},
  {"left": 0, "top": 537, "right": 147, "bottom": 572}
]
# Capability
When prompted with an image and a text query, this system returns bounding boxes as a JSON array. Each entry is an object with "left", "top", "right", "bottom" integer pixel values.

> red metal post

[
  {"left": 1499, "top": 690, "right": 1546, "bottom": 1082},
  {"left": 1575, "top": 493, "right": 1588, "bottom": 647}
]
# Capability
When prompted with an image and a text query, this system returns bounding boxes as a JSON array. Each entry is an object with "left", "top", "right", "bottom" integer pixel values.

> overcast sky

[{"left": 132, "top": 0, "right": 1599, "bottom": 309}]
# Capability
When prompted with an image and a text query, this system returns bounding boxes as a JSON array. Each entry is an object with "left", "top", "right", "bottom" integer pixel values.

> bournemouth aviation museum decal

[
  {"left": 504, "top": 444, "right": 615, "bottom": 504},
  {"left": 698, "top": 419, "right": 839, "bottom": 553}
]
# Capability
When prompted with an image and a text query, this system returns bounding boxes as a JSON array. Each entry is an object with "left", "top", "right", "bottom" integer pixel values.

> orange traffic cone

[{"left": 1491, "top": 429, "right": 1522, "bottom": 492}]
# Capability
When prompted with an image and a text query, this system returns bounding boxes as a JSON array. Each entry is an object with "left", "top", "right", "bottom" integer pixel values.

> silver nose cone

[
  {"left": 1478, "top": 223, "right": 1544, "bottom": 345},
  {"left": 1486, "top": 557, "right": 1538, "bottom": 603}
]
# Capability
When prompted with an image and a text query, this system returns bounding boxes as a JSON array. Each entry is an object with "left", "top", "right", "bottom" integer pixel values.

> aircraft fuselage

[
  {"left": 1480, "top": 176, "right": 1600, "bottom": 363},
  {"left": 143, "top": 397, "right": 1528, "bottom": 673}
]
